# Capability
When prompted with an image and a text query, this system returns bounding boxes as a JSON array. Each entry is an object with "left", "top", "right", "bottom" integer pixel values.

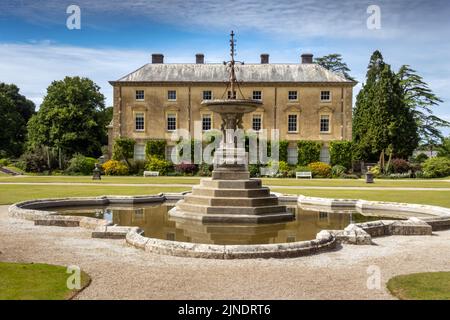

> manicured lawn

[
  {"left": 387, "top": 272, "right": 450, "bottom": 300},
  {"left": 0, "top": 184, "right": 449, "bottom": 208},
  {"left": 0, "top": 175, "right": 449, "bottom": 188},
  {"left": 271, "top": 188, "right": 450, "bottom": 208},
  {"left": 0, "top": 262, "right": 90, "bottom": 300},
  {"left": 0, "top": 185, "right": 190, "bottom": 205}
]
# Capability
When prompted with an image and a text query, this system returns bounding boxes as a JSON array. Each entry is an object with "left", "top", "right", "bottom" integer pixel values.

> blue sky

[{"left": 0, "top": 0, "right": 449, "bottom": 135}]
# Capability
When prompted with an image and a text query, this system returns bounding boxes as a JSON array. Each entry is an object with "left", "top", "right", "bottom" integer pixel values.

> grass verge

[
  {"left": 0, "top": 262, "right": 90, "bottom": 300},
  {"left": 387, "top": 272, "right": 450, "bottom": 300}
]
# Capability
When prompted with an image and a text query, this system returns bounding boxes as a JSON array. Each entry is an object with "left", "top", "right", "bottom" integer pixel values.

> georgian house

[{"left": 108, "top": 53, "right": 356, "bottom": 164}]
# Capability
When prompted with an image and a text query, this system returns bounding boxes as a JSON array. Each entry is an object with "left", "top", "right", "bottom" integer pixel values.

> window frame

[
  {"left": 167, "top": 90, "right": 177, "bottom": 101},
  {"left": 133, "top": 144, "right": 146, "bottom": 161},
  {"left": 287, "top": 114, "right": 298, "bottom": 133},
  {"left": 135, "top": 90, "right": 145, "bottom": 101},
  {"left": 252, "top": 113, "right": 262, "bottom": 132},
  {"left": 320, "top": 90, "right": 331, "bottom": 102},
  {"left": 201, "top": 113, "right": 212, "bottom": 131},
  {"left": 202, "top": 90, "right": 213, "bottom": 101},
  {"left": 166, "top": 112, "right": 177, "bottom": 132},
  {"left": 252, "top": 90, "right": 262, "bottom": 101},
  {"left": 227, "top": 91, "right": 236, "bottom": 99},
  {"left": 288, "top": 90, "right": 298, "bottom": 101},
  {"left": 320, "top": 114, "right": 331, "bottom": 133},
  {"left": 134, "top": 112, "right": 145, "bottom": 132}
]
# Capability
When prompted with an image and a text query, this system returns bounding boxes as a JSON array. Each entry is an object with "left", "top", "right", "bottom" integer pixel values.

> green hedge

[
  {"left": 297, "top": 141, "right": 321, "bottom": 166},
  {"left": 112, "top": 138, "right": 135, "bottom": 163},
  {"left": 145, "top": 139, "right": 166, "bottom": 160},
  {"left": 330, "top": 141, "right": 353, "bottom": 169}
]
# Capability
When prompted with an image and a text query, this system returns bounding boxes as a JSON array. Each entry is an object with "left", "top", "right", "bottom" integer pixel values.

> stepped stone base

[{"left": 169, "top": 167, "right": 294, "bottom": 223}]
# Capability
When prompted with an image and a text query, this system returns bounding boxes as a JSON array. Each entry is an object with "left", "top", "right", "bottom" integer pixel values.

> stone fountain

[{"left": 169, "top": 31, "right": 293, "bottom": 223}]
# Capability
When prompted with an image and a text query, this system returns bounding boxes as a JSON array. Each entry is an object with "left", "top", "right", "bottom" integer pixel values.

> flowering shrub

[
  {"left": 145, "top": 157, "right": 172, "bottom": 175},
  {"left": 174, "top": 162, "right": 198, "bottom": 175},
  {"left": 390, "top": 158, "right": 411, "bottom": 173},
  {"left": 102, "top": 160, "right": 129, "bottom": 176},
  {"left": 308, "top": 162, "right": 332, "bottom": 178}
]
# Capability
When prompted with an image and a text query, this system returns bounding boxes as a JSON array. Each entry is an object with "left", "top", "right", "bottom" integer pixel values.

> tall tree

[
  {"left": 27, "top": 76, "right": 106, "bottom": 166},
  {"left": 397, "top": 65, "right": 449, "bottom": 152},
  {"left": 353, "top": 51, "right": 419, "bottom": 161},
  {"left": 0, "top": 83, "right": 35, "bottom": 157},
  {"left": 314, "top": 54, "right": 355, "bottom": 81}
]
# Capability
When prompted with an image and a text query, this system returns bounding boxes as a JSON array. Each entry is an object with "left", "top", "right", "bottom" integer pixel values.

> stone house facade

[{"left": 108, "top": 53, "right": 356, "bottom": 164}]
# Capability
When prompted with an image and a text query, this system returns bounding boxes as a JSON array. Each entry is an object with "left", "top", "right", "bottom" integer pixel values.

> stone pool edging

[{"left": 7, "top": 193, "right": 450, "bottom": 259}]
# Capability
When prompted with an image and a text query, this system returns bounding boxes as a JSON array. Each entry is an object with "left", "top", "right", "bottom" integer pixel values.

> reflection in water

[{"left": 53, "top": 202, "right": 381, "bottom": 245}]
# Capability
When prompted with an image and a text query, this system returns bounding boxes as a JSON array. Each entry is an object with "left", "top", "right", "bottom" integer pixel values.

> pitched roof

[{"left": 112, "top": 63, "right": 355, "bottom": 84}]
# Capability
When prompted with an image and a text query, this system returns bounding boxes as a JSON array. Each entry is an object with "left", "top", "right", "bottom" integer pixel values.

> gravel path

[{"left": 1, "top": 205, "right": 449, "bottom": 300}]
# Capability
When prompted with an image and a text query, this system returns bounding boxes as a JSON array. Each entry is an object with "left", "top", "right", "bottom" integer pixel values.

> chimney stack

[
  {"left": 196, "top": 53, "right": 205, "bottom": 64},
  {"left": 301, "top": 53, "right": 313, "bottom": 64},
  {"left": 152, "top": 53, "right": 164, "bottom": 64},
  {"left": 260, "top": 53, "right": 269, "bottom": 64}
]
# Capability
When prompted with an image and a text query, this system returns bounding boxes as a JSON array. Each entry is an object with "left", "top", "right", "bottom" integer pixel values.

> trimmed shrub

[
  {"left": 308, "top": 162, "right": 332, "bottom": 178},
  {"left": 278, "top": 140, "right": 289, "bottom": 163},
  {"left": 145, "top": 139, "right": 166, "bottom": 160},
  {"left": 198, "top": 163, "right": 213, "bottom": 177},
  {"left": 296, "top": 165, "right": 311, "bottom": 172},
  {"left": 249, "top": 164, "right": 262, "bottom": 177},
  {"left": 331, "top": 165, "right": 346, "bottom": 178},
  {"left": 422, "top": 157, "right": 450, "bottom": 178},
  {"left": 102, "top": 160, "right": 129, "bottom": 176},
  {"left": 0, "top": 158, "right": 10, "bottom": 167},
  {"left": 19, "top": 147, "right": 49, "bottom": 173},
  {"left": 391, "top": 158, "right": 411, "bottom": 173},
  {"left": 128, "top": 159, "right": 146, "bottom": 176},
  {"left": 112, "top": 138, "right": 135, "bottom": 163},
  {"left": 174, "top": 162, "right": 198, "bottom": 175},
  {"left": 66, "top": 154, "right": 97, "bottom": 175},
  {"left": 297, "top": 141, "right": 321, "bottom": 166},
  {"left": 145, "top": 156, "right": 172, "bottom": 175},
  {"left": 330, "top": 141, "right": 353, "bottom": 169}
]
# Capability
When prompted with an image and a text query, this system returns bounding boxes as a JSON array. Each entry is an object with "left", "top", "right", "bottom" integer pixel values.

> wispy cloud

[{"left": 2, "top": 0, "right": 450, "bottom": 40}]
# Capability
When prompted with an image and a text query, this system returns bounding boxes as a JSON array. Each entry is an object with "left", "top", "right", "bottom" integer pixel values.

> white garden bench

[
  {"left": 296, "top": 171, "right": 312, "bottom": 179},
  {"left": 143, "top": 171, "right": 159, "bottom": 177}
]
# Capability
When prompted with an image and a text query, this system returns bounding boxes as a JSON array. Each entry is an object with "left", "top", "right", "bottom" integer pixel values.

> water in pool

[{"left": 51, "top": 201, "right": 382, "bottom": 245}]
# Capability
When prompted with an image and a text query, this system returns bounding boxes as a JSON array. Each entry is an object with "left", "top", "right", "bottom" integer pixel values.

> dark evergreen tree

[
  {"left": 397, "top": 65, "right": 449, "bottom": 152},
  {"left": 353, "top": 51, "right": 418, "bottom": 161},
  {"left": 314, "top": 54, "right": 355, "bottom": 81},
  {"left": 0, "top": 83, "right": 35, "bottom": 157}
]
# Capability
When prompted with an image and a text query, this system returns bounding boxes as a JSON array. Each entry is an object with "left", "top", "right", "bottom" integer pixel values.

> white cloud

[{"left": 3, "top": 0, "right": 449, "bottom": 40}]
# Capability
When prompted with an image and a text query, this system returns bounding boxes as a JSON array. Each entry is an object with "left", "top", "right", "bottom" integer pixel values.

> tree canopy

[
  {"left": 27, "top": 76, "right": 106, "bottom": 160},
  {"left": 314, "top": 54, "right": 355, "bottom": 81},
  {"left": 352, "top": 51, "right": 419, "bottom": 160},
  {"left": 0, "top": 83, "right": 35, "bottom": 157},
  {"left": 397, "top": 65, "right": 449, "bottom": 149}
]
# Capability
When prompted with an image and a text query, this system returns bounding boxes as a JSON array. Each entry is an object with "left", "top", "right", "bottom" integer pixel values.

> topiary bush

[
  {"left": 391, "top": 158, "right": 411, "bottom": 173},
  {"left": 145, "top": 139, "right": 166, "bottom": 160},
  {"left": 66, "top": 154, "right": 97, "bottom": 175},
  {"left": 330, "top": 141, "right": 353, "bottom": 169},
  {"left": 145, "top": 156, "right": 173, "bottom": 175},
  {"left": 422, "top": 157, "right": 450, "bottom": 178},
  {"left": 102, "top": 160, "right": 129, "bottom": 176},
  {"left": 413, "top": 153, "right": 429, "bottom": 164},
  {"left": 331, "top": 164, "right": 347, "bottom": 178},
  {"left": 308, "top": 162, "right": 332, "bottom": 178},
  {"left": 297, "top": 141, "right": 321, "bottom": 166}
]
